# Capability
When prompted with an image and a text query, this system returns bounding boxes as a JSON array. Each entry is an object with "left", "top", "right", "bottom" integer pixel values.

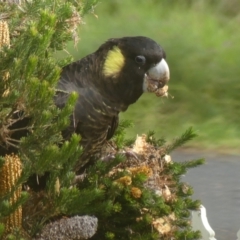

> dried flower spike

[
  {"left": 0, "top": 20, "right": 10, "bottom": 97},
  {"left": 0, "top": 20, "right": 10, "bottom": 48},
  {"left": 0, "top": 154, "right": 22, "bottom": 233}
]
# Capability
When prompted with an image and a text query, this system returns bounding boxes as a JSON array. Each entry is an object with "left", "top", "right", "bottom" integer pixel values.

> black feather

[{"left": 0, "top": 36, "right": 167, "bottom": 173}]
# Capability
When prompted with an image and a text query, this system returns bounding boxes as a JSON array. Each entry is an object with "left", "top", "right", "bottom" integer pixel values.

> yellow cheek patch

[{"left": 103, "top": 46, "right": 125, "bottom": 78}]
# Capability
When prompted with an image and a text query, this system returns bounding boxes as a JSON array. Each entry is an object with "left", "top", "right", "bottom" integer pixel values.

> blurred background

[{"left": 63, "top": 0, "right": 240, "bottom": 153}]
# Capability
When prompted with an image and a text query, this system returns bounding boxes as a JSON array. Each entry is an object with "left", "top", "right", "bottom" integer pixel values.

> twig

[{"left": 5, "top": 137, "right": 20, "bottom": 143}]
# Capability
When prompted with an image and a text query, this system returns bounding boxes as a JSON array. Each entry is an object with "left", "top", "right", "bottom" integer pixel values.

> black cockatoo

[{"left": 55, "top": 36, "right": 170, "bottom": 171}]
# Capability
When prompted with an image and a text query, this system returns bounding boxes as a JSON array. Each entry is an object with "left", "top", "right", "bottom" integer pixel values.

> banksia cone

[
  {"left": 0, "top": 20, "right": 10, "bottom": 48},
  {"left": 0, "top": 154, "right": 22, "bottom": 233},
  {"left": 0, "top": 20, "right": 10, "bottom": 96},
  {"left": 0, "top": 21, "right": 10, "bottom": 97}
]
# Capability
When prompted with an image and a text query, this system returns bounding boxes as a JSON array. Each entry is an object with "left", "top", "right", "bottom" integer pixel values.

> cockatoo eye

[{"left": 135, "top": 55, "right": 146, "bottom": 65}]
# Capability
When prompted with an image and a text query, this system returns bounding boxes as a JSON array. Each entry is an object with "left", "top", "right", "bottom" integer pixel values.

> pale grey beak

[{"left": 143, "top": 59, "right": 170, "bottom": 94}]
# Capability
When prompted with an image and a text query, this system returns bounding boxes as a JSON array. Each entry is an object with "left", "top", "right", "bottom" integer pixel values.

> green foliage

[
  {"left": 165, "top": 127, "right": 198, "bottom": 153},
  {"left": 112, "top": 119, "right": 134, "bottom": 148},
  {"left": 0, "top": 192, "right": 28, "bottom": 220},
  {"left": 146, "top": 130, "right": 166, "bottom": 147},
  {"left": 71, "top": 129, "right": 203, "bottom": 240},
  {"left": 0, "top": 223, "right": 4, "bottom": 238},
  {"left": 0, "top": 0, "right": 98, "bottom": 238}
]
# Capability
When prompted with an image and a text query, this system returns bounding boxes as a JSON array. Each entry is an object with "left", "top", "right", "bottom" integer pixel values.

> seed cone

[
  {"left": 0, "top": 154, "right": 22, "bottom": 234},
  {"left": 0, "top": 20, "right": 10, "bottom": 97}
]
